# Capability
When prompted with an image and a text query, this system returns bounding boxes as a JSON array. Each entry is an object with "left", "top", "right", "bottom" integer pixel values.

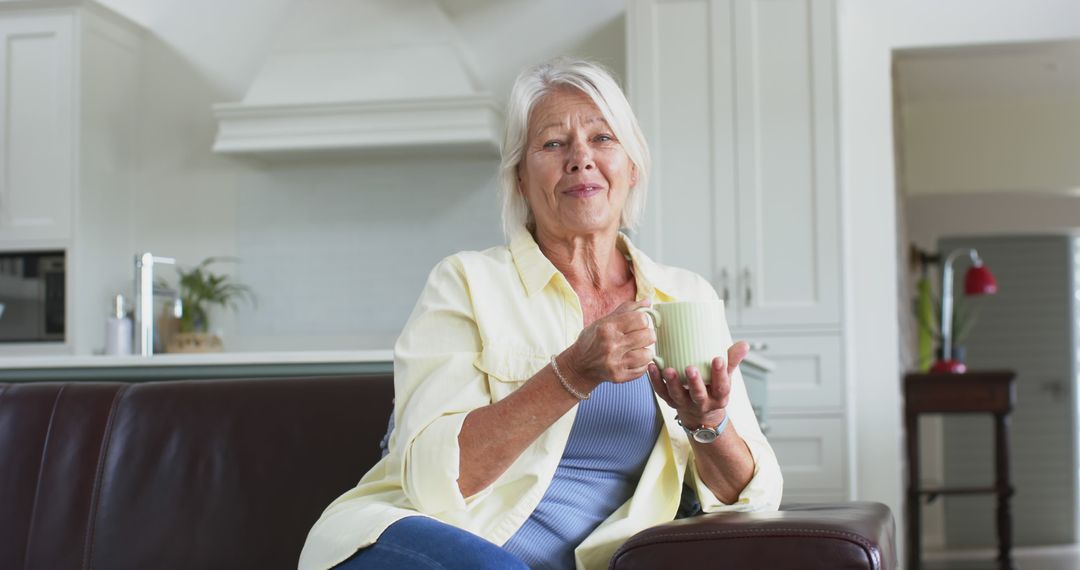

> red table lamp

[{"left": 931, "top": 248, "right": 997, "bottom": 373}]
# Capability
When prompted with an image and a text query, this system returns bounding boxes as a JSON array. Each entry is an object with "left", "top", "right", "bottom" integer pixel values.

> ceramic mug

[{"left": 639, "top": 300, "right": 729, "bottom": 385}]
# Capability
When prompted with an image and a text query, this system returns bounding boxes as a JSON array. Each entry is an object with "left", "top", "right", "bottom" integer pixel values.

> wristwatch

[{"left": 676, "top": 414, "right": 730, "bottom": 444}]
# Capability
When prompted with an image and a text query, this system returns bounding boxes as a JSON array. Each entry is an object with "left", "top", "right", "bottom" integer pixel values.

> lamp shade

[{"left": 964, "top": 264, "right": 997, "bottom": 295}]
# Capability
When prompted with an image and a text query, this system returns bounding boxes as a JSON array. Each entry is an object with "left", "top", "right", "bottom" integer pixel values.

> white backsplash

[{"left": 231, "top": 156, "right": 503, "bottom": 350}]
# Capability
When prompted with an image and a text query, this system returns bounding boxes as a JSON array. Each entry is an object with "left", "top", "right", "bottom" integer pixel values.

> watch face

[{"left": 692, "top": 429, "right": 718, "bottom": 444}]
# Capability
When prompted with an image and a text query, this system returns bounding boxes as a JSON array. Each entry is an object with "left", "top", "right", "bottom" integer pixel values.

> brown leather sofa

[{"left": 1, "top": 375, "right": 895, "bottom": 570}]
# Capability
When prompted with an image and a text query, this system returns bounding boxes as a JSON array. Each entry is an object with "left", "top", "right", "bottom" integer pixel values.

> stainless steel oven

[{"left": 0, "top": 251, "right": 65, "bottom": 342}]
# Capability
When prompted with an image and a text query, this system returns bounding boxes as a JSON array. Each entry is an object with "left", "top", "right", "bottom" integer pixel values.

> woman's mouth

[{"left": 563, "top": 184, "right": 603, "bottom": 198}]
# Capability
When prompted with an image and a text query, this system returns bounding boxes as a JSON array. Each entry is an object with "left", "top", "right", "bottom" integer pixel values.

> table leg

[
  {"left": 906, "top": 412, "right": 921, "bottom": 570},
  {"left": 994, "top": 412, "right": 1014, "bottom": 570}
]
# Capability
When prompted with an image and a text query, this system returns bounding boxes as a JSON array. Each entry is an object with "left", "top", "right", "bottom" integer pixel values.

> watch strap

[
  {"left": 714, "top": 413, "right": 730, "bottom": 435},
  {"left": 676, "top": 413, "right": 730, "bottom": 438}
]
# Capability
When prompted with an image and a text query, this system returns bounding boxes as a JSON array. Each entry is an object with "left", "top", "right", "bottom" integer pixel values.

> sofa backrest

[{"left": 0, "top": 374, "right": 394, "bottom": 570}]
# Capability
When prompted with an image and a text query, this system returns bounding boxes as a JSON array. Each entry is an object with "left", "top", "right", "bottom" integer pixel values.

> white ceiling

[{"left": 894, "top": 39, "right": 1080, "bottom": 102}]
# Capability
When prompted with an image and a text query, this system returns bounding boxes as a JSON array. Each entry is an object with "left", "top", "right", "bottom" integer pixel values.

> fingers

[
  {"left": 647, "top": 363, "right": 675, "bottom": 407},
  {"left": 684, "top": 366, "right": 710, "bottom": 406},
  {"left": 651, "top": 364, "right": 731, "bottom": 425},
  {"left": 616, "top": 346, "right": 654, "bottom": 381},
  {"left": 596, "top": 306, "right": 652, "bottom": 343},
  {"left": 621, "top": 327, "right": 655, "bottom": 350},
  {"left": 711, "top": 341, "right": 747, "bottom": 400},
  {"left": 709, "top": 356, "right": 732, "bottom": 406},
  {"left": 610, "top": 298, "right": 651, "bottom": 316},
  {"left": 603, "top": 313, "right": 657, "bottom": 383},
  {"left": 575, "top": 302, "right": 657, "bottom": 383},
  {"left": 614, "top": 307, "right": 654, "bottom": 335},
  {"left": 662, "top": 367, "right": 691, "bottom": 407},
  {"left": 727, "top": 341, "right": 750, "bottom": 373}
]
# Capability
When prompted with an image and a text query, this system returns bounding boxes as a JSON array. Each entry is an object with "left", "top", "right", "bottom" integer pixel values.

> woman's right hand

[{"left": 560, "top": 299, "right": 657, "bottom": 389}]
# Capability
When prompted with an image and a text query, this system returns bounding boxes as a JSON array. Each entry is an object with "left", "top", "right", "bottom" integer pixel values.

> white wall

[
  {"left": 908, "top": 192, "right": 1080, "bottom": 248},
  {"left": 83, "top": 0, "right": 626, "bottom": 352},
  {"left": 97, "top": 0, "right": 292, "bottom": 98},
  {"left": 839, "top": 0, "right": 1080, "bottom": 562},
  {"left": 901, "top": 96, "right": 1080, "bottom": 195}
]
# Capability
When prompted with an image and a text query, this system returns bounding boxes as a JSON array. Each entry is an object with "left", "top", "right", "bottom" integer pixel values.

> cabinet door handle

[
  {"left": 718, "top": 268, "right": 730, "bottom": 303},
  {"left": 743, "top": 267, "right": 752, "bottom": 306}
]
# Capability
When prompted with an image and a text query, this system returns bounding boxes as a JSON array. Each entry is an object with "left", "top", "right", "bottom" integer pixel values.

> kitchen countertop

[
  {"left": 0, "top": 350, "right": 774, "bottom": 382},
  {"left": 0, "top": 350, "right": 393, "bottom": 369},
  {"left": 0, "top": 350, "right": 394, "bottom": 382}
]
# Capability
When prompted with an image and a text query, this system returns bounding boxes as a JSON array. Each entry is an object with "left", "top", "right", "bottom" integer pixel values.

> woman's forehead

[{"left": 530, "top": 90, "right": 608, "bottom": 134}]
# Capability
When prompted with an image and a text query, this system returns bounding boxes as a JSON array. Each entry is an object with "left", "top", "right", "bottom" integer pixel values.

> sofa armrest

[{"left": 610, "top": 502, "right": 896, "bottom": 570}]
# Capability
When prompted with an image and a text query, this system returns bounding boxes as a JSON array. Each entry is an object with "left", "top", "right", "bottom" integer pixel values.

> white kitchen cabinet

[
  {"left": 628, "top": 0, "right": 850, "bottom": 502},
  {"left": 0, "top": 11, "right": 75, "bottom": 245},
  {"left": 628, "top": 0, "right": 841, "bottom": 330},
  {"left": 743, "top": 332, "right": 844, "bottom": 413},
  {"left": 740, "top": 332, "right": 848, "bottom": 502},
  {"left": 766, "top": 414, "right": 848, "bottom": 503},
  {"left": 0, "top": 1, "right": 143, "bottom": 354}
]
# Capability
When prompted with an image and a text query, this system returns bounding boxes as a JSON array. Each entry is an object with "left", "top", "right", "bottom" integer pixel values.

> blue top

[{"left": 502, "top": 373, "right": 661, "bottom": 569}]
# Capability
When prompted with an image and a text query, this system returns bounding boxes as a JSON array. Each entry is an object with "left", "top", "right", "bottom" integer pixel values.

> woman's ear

[{"left": 630, "top": 163, "right": 639, "bottom": 187}]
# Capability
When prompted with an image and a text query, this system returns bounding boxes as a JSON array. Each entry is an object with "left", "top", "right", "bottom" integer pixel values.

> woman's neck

[{"left": 533, "top": 226, "right": 632, "bottom": 293}]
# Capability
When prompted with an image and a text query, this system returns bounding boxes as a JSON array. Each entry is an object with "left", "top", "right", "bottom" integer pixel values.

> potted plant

[
  {"left": 914, "top": 287, "right": 983, "bottom": 370},
  {"left": 159, "top": 256, "right": 255, "bottom": 353}
]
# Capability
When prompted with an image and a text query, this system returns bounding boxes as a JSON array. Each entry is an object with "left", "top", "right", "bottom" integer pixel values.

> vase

[
  {"left": 931, "top": 345, "right": 967, "bottom": 373},
  {"left": 165, "top": 332, "right": 224, "bottom": 353}
]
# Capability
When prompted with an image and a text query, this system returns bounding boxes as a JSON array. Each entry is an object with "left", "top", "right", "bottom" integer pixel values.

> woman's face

[{"left": 517, "top": 88, "right": 637, "bottom": 239}]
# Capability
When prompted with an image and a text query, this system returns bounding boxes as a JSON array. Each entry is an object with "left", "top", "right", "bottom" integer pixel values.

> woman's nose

[{"left": 567, "top": 144, "right": 595, "bottom": 173}]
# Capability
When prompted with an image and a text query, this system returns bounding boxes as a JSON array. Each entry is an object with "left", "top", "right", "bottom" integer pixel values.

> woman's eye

[
  {"left": 595, "top": 134, "right": 614, "bottom": 143},
  {"left": 542, "top": 140, "right": 562, "bottom": 149}
]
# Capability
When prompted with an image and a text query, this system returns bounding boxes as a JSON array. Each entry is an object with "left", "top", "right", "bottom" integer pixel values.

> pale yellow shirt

[{"left": 298, "top": 226, "right": 782, "bottom": 570}]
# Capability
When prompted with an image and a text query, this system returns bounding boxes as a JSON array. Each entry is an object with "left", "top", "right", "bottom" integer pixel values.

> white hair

[{"left": 499, "top": 57, "right": 651, "bottom": 240}]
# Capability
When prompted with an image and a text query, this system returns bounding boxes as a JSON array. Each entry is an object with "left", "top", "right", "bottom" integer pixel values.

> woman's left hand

[{"left": 648, "top": 340, "right": 750, "bottom": 429}]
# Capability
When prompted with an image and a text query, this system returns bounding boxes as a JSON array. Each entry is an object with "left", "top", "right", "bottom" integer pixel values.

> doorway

[
  {"left": 895, "top": 38, "right": 1080, "bottom": 552},
  {"left": 938, "top": 234, "right": 1077, "bottom": 547}
]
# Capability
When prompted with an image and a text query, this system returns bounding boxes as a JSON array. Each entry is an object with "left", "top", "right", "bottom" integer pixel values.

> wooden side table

[{"left": 904, "top": 371, "right": 1017, "bottom": 570}]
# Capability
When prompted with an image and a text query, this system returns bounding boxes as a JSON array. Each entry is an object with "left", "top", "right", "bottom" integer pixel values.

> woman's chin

[
  {"left": 558, "top": 219, "right": 621, "bottom": 237},
  {"left": 552, "top": 205, "right": 616, "bottom": 230}
]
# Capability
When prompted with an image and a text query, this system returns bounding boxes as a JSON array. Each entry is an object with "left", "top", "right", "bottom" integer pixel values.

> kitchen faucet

[{"left": 134, "top": 253, "right": 182, "bottom": 356}]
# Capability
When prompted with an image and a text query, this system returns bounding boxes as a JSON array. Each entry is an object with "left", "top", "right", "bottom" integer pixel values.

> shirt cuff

[
  {"left": 691, "top": 435, "right": 784, "bottom": 513},
  {"left": 401, "top": 411, "right": 487, "bottom": 514}
]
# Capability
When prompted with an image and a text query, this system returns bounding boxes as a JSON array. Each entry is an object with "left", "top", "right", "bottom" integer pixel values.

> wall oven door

[{"left": 0, "top": 251, "right": 66, "bottom": 342}]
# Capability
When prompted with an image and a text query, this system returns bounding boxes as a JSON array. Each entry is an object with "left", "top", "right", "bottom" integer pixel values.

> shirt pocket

[{"left": 474, "top": 347, "right": 550, "bottom": 403}]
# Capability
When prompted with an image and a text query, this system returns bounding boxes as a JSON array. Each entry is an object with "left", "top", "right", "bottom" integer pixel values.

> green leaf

[{"left": 164, "top": 256, "right": 257, "bottom": 333}]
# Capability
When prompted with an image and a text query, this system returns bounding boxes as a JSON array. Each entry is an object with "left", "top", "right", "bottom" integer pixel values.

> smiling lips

[{"left": 563, "top": 183, "right": 604, "bottom": 198}]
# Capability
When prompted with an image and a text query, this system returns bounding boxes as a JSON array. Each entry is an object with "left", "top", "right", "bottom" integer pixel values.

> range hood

[{"left": 212, "top": 0, "right": 502, "bottom": 159}]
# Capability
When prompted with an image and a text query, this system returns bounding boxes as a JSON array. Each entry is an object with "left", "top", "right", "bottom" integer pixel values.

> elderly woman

[{"left": 299, "top": 58, "right": 782, "bottom": 570}]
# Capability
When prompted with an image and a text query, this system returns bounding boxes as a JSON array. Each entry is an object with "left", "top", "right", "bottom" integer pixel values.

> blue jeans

[{"left": 332, "top": 516, "right": 530, "bottom": 570}]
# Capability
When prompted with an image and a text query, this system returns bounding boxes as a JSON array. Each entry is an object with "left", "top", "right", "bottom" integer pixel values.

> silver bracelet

[{"left": 550, "top": 354, "right": 589, "bottom": 400}]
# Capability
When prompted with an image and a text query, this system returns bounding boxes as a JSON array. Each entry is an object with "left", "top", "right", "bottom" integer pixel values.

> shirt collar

[
  {"left": 508, "top": 225, "right": 677, "bottom": 301},
  {"left": 508, "top": 225, "right": 559, "bottom": 296}
]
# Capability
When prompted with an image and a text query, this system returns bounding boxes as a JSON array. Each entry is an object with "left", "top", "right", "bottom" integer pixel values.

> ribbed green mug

[{"left": 638, "top": 300, "right": 729, "bottom": 385}]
